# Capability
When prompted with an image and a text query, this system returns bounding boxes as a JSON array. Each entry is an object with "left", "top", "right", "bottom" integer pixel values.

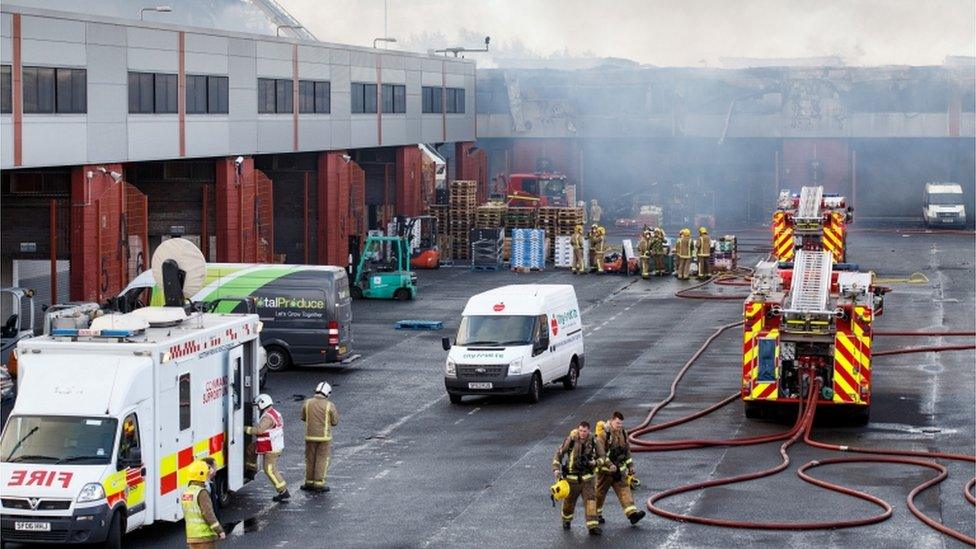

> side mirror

[
  {"left": 441, "top": 337, "right": 452, "bottom": 351},
  {"left": 119, "top": 447, "right": 142, "bottom": 470}
]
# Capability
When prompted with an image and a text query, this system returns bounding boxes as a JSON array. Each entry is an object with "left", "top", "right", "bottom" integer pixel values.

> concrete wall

[{"left": 0, "top": 6, "right": 477, "bottom": 169}]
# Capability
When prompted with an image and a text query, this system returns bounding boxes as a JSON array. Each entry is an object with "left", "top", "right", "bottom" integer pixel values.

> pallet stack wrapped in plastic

[
  {"left": 449, "top": 180, "right": 477, "bottom": 260},
  {"left": 553, "top": 235, "right": 573, "bottom": 268},
  {"left": 470, "top": 228, "right": 503, "bottom": 270},
  {"left": 510, "top": 228, "right": 546, "bottom": 271}
]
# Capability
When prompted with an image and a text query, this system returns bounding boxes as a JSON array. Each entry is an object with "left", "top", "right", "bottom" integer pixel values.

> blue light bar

[{"left": 51, "top": 328, "right": 138, "bottom": 338}]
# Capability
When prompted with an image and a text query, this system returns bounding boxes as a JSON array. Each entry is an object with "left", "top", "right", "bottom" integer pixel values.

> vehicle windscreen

[
  {"left": 457, "top": 315, "right": 535, "bottom": 346},
  {"left": 928, "top": 193, "right": 963, "bottom": 205},
  {"left": 1, "top": 416, "right": 118, "bottom": 465}
]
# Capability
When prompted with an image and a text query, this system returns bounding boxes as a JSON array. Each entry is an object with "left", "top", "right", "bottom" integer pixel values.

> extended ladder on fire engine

[
  {"left": 794, "top": 186, "right": 824, "bottom": 231},
  {"left": 787, "top": 250, "right": 833, "bottom": 314}
]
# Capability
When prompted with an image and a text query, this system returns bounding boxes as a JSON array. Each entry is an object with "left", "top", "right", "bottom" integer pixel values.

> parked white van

[
  {"left": 922, "top": 182, "right": 967, "bottom": 227},
  {"left": 442, "top": 284, "right": 584, "bottom": 404}
]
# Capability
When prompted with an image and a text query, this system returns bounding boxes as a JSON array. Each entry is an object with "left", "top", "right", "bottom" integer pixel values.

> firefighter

[
  {"left": 571, "top": 225, "right": 586, "bottom": 274},
  {"left": 695, "top": 227, "right": 713, "bottom": 280},
  {"left": 245, "top": 394, "right": 290, "bottom": 502},
  {"left": 595, "top": 412, "right": 646, "bottom": 526},
  {"left": 301, "top": 381, "right": 339, "bottom": 492},
  {"left": 636, "top": 228, "right": 652, "bottom": 279},
  {"left": 589, "top": 199, "right": 603, "bottom": 225},
  {"left": 650, "top": 227, "right": 667, "bottom": 276},
  {"left": 587, "top": 225, "right": 599, "bottom": 272},
  {"left": 674, "top": 228, "right": 693, "bottom": 280},
  {"left": 181, "top": 460, "right": 226, "bottom": 548},
  {"left": 592, "top": 226, "right": 607, "bottom": 274},
  {"left": 552, "top": 421, "right": 608, "bottom": 536}
]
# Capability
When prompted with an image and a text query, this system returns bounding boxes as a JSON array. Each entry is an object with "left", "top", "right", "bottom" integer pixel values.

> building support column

[
  {"left": 454, "top": 141, "right": 488, "bottom": 203},
  {"left": 69, "top": 164, "right": 124, "bottom": 301},
  {"left": 317, "top": 151, "right": 351, "bottom": 267},
  {"left": 396, "top": 145, "right": 423, "bottom": 217},
  {"left": 215, "top": 156, "right": 254, "bottom": 263}
]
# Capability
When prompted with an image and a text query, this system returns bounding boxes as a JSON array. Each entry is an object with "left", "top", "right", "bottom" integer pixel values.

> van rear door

[{"left": 225, "top": 345, "right": 245, "bottom": 490}]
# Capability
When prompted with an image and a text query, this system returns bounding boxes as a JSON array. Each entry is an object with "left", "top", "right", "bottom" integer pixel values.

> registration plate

[
  {"left": 468, "top": 382, "right": 493, "bottom": 390},
  {"left": 942, "top": 218, "right": 955, "bottom": 223},
  {"left": 15, "top": 521, "right": 51, "bottom": 532}
]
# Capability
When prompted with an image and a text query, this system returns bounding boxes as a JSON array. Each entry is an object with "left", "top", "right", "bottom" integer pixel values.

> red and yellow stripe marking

[
  {"left": 160, "top": 432, "right": 225, "bottom": 495},
  {"left": 833, "top": 306, "right": 872, "bottom": 404},
  {"left": 772, "top": 212, "right": 794, "bottom": 260},
  {"left": 821, "top": 212, "right": 846, "bottom": 262},
  {"left": 742, "top": 303, "right": 766, "bottom": 399},
  {"left": 103, "top": 465, "right": 146, "bottom": 510}
]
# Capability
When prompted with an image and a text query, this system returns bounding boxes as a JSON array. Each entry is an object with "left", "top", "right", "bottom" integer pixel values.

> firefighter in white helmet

[
  {"left": 245, "top": 394, "right": 289, "bottom": 502},
  {"left": 300, "top": 381, "right": 340, "bottom": 492}
]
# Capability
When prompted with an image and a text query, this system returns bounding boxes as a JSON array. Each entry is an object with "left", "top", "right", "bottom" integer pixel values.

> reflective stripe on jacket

[
  {"left": 675, "top": 236, "right": 693, "bottom": 259},
  {"left": 255, "top": 407, "right": 284, "bottom": 453},
  {"left": 301, "top": 395, "right": 339, "bottom": 442}
]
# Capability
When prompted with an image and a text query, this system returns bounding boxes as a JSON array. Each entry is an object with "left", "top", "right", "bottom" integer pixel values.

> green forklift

[{"left": 351, "top": 234, "right": 418, "bottom": 300}]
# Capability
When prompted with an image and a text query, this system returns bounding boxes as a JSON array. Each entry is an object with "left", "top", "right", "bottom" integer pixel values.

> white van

[
  {"left": 442, "top": 284, "right": 584, "bottom": 404},
  {"left": 923, "top": 182, "right": 967, "bottom": 227}
]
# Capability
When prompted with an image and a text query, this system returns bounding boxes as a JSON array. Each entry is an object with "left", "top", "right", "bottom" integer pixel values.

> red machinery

[
  {"left": 741, "top": 250, "right": 887, "bottom": 424},
  {"left": 772, "top": 185, "right": 853, "bottom": 262},
  {"left": 505, "top": 172, "right": 570, "bottom": 207}
]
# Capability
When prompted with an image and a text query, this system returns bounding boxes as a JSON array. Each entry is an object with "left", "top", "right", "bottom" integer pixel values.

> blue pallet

[{"left": 395, "top": 320, "right": 444, "bottom": 331}]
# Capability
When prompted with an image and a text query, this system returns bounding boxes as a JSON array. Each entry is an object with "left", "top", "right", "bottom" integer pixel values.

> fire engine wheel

[
  {"left": 744, "top": 401, "right": 766, "bottom": 419},
  {"left": 104, "top": 510, "right": 123, "bottom": 549},
  {"left": 394, "top": 288, "right": 411, "bottom": 301},
  {"left": 848, "top": 404, "right": 870, "bottom": 426},
  {"left": 351, "top": 286, "right": 363, "bottom": 300},
  {"left": 525, "top": 372, "right": 542, "bottom": 404},
  {"left": 265, "top": 346, "right": 291, "bottom": 372}
]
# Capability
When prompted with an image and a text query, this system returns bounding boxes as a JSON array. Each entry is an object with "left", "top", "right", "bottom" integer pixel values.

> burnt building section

[{"left": 476, "top": 61, "right": 976, "bottom": 228}]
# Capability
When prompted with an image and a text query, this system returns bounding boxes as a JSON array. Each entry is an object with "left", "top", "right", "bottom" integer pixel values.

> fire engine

[
  {"left": 0, "top": 239, "right": 262, "bottom": 546},
  {"left": 772, "top": 185, "right": 853, "bottom": 262},
  {"left": 505, "top": 172, "right": 571, "bottom": 207},
  {"left": 741, "top": 250, "right": 886, "bottom": 424}
]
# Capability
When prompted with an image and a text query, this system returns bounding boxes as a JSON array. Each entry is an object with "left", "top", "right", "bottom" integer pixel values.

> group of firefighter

[
  {"left": 181, "top": 383, "right": 340, "bottom": 547},
  {"left": 570, "top": 223, "right": 714, "bottom": 280},
  {"left": 551, "top": 412, "right": 646, "bottom": 536}
]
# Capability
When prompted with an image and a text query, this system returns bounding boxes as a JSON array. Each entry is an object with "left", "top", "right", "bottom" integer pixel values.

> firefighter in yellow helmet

[
  {"left": 636, "top": 228, "right": 652, "bottom": 279},
  {"left": 571, "top": 225, "right": 586, "bottom": 274},
  {"left": 594, "top": 412, "right": 646, "bottom": 526},
  {"left": 695, "top": 227, "right": 712, "bottom": 280},
  {"left": 650, "top": 227, "right": 667, "bottom": 275},
  {"left": 674, "top": 228, "right": 693, "bottom": 280},
  {"left": 587, "top": 224, "right": 599, "bottom": 271},
  {"left": 552, "top": 420, "right": 608, "bottom": 535},
  {"left": 181, "top": 461, "right": 226, "bottom": 547},
  {"left": 592, "top": 226, "right": 607, "bottom": 274}
]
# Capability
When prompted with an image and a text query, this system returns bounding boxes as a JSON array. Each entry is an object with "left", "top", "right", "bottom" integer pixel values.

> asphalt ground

[{"left": 19, "top": 224, "right": 976, "bottom": 548}]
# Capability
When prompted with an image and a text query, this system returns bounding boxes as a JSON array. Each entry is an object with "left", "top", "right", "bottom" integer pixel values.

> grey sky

[{"left": 283, "top": 0, "right": 976, "bottom": 66}]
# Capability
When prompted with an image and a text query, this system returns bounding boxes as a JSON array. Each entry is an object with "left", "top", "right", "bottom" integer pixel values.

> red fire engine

[
  {"left": 505, "top": 172, "right": 570, "bottom": 207},
  {"left": 741, "top": 250, "right": 886, "bottom": 424},
  {"left": 772, "top": 185, "right": 853, "bottom": 262}
]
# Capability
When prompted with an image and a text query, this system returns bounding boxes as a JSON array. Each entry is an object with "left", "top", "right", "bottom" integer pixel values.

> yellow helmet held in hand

[
  {"left": 550, "top": 478, "right": 570, "bottom": 501},
  {"left": 699, "top": 227, "right": 708, "bottom": 235},
  {"left": 186, "top": 460, "right": 210, "bottom": 483},
  {"left": 595, "top": 420, "right": 606, "bottom": 439}
]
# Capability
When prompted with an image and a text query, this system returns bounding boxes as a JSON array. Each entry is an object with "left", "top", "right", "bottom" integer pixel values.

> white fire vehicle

[{"left": 0, "top": 239, "right": 262, "bottom": 547}]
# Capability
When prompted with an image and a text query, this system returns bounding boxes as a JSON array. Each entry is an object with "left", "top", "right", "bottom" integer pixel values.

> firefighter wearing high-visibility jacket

[
  {"left": 587, "top": 225, "right": 599, "bottom": 271},
  {"left": 695, "top": 227, "right": 712, "bottom": 279},
  {"left": 552, "top": 421, "right": 609, "bottom": 536},
  {"left": 571, "top": 225, "right": 586, "bottom": 274},
  {"left": 245, "top": 394, "right": 290, "bottom": 502},
  {"left": 595, "top": 412, "right": 646, "bottom": 526},
  {"left": 592, "top": 226, "right": 607, "bottom": 274},
  {"left": 637, "top": 229, "right": 652, "bottom": 279},
  {"left": 181, "top": 460, "right": 226, "bottom": 547},
  {"left": 301, "top": 381, "right": 339, "bottom": 492},
  {"left": 674, "top": 228, "right": 693, "bottom": 280}
]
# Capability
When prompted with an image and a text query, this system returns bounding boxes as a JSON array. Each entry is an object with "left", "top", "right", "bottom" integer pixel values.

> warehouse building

[{"left": 0, "top": 4, "right": 484, "bottom": 311}]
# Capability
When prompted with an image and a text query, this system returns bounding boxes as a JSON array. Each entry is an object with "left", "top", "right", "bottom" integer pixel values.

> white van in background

[
  {"left": 442, "top": 284, "right": 584, "bottom": 404},
  {"left": 922, "top": 182, "right": 967, "bottom": 227}
]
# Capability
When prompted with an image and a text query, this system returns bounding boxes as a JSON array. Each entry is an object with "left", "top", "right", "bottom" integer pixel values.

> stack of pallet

[
  {"left": 505, "top": 207, "right": 536, "bottom": 235},
  {"left": 537, "top": 207, "right": 584, "bottom": 260},
  {"left": 428, "top": 204, "right": 449, "bottom": 235},
  {"left": 475, "top": 203, "right": 507, "bottom": 229},
  {"left": 449, "top": 180, "right": 478, "bottom": 260}
]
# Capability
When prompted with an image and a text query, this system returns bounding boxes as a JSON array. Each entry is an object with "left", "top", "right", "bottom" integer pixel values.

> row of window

[
  {"left": 0, "top": 65, "right": 87, "bottom": 114},
  {"left": 0, "top": 65, "right": 467, "bottom": 116},
  {"left": 422, "top": 86, "right": 465, "bottom": 114}
]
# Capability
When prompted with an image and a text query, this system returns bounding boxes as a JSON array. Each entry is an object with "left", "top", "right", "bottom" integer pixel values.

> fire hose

[{"left": 628, "top": 321, "right": 976, "bottom": 544}]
